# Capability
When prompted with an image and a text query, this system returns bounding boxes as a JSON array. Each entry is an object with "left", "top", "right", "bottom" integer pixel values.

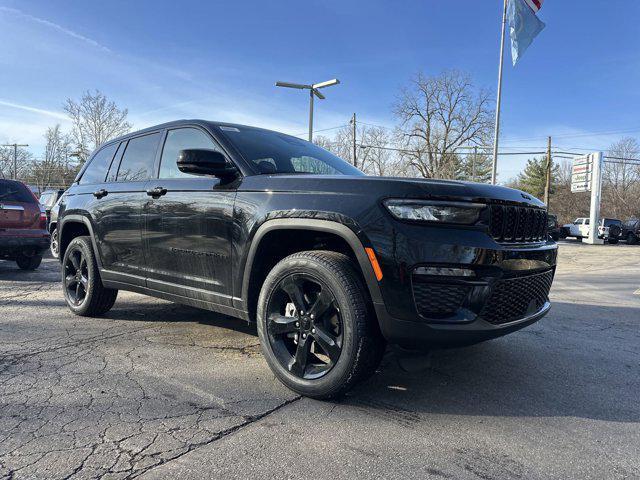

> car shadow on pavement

[
  {"left": 108, "top": 302, "right": 259, "bottom": 337},
  {"left": 346, "top": 300, "right": 640, "bottom": 424}
]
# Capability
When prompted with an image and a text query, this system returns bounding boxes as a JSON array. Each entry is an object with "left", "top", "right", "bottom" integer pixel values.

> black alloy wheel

[
  {"left": 62, "top": 236, "right": 118, "bottom": 316},
  {"left": 64, "top": 247, "right": 89, "bottom": 306},
  {"left": 266, "top": 273, "right": 343, "bottom": 380}
]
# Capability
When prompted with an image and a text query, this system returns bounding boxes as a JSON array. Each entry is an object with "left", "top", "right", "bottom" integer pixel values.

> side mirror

[{"left": 177, "top": 149, "right": 238, "bottom": 179}]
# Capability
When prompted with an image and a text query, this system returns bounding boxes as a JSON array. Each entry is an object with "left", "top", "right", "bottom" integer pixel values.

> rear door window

[
  {"left": 0, "top": 180, "right": 36, "bottom": 203},
  {"left": 116, "top": 133, "right": 161, "bottom": 182},
  {"left": 79, "top": 143, "right": 119, "bottom": 185}
]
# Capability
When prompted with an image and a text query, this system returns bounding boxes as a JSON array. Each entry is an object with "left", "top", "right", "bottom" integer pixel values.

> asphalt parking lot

[{"left": 1, "top": 242, "right": 639, "bottom": 479}]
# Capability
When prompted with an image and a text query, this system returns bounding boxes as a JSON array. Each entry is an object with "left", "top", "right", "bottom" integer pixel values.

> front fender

[{"left": 238, "top": 217, "right": 384, "bottom": 313}]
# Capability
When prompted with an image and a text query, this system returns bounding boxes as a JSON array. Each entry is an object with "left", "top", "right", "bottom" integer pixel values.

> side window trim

[
  {"left": 106, "top": 141, "right": 127, "bottom": 183},
  {"left": 153, "top": 129, "right": 169, "bottom": 179}
]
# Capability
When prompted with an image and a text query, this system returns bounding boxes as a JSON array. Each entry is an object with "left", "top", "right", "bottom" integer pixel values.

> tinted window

[
  {"left": 160, "top": 128, "right": 218, "bottom": 179},
  {"left": 79, "top": 143, "right": 118, "bottom": 184},
  {"left": 0, "top": 180, "right": 35, "bottom": 203},
  {"left": 105, "top": 142, "right": 126, "bottom": 183},
  {"left": 117, "top": 133, "right": 161, "bottom": 182},
  {"left": 219, "top": 126, "right": 363, "bottom": 176}
]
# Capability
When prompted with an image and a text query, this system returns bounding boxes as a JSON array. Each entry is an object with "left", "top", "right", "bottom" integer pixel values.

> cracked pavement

[{"left": 1, "top": 242, "right": 639, "bottom": 479}]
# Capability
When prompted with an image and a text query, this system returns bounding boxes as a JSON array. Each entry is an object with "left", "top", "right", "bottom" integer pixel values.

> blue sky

[{"left": 0, "top": 0, "right": 639, "bottom": 180}]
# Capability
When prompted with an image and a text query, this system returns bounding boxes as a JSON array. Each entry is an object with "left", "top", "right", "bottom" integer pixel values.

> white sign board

[
  {"left": 575, "top": 152, "right": 604, "bottom": 245},
  {"left": 571, "top": 154, "right": 594, "bottom": 193}
]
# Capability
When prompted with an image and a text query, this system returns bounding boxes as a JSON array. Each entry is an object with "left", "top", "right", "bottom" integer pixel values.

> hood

[{"left": 239, "top": 174, "right": 546, "bottom": 208}]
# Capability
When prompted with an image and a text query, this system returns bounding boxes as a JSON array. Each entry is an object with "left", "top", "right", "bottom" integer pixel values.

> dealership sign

[
  {"left": 571, "top": 155, "right": 594, "bottom": 193},
  {"left": 570, "top": 152, "right": 604, "bottom": 244}
]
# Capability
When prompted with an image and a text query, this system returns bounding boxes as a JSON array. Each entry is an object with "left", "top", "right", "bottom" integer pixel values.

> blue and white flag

[{"left": 507, "top": 0, "right": 545, "bottom": 66}]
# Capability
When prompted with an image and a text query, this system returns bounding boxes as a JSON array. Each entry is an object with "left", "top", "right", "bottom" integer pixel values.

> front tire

[
  {"left": 608, "top": 237, "right": 619, "bottom": 244},
  {"left": 257, "top": 251, "right": 385, "bottom": 399},
  {"left": 62, "top": 236, "right": 118, "bottom": 316}
]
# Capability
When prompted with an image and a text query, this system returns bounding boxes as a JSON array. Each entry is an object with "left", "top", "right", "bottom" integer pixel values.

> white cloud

[
  {"left": 0, "top": 6, "right": 111, "bottom": 53},
  {"left": 0, "top": 100, "right": 68, "bottom": 121}
]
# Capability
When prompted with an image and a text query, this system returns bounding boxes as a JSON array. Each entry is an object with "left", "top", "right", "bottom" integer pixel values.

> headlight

[{"left": 383, "top": 199, "right": 484, "bottom": 224}]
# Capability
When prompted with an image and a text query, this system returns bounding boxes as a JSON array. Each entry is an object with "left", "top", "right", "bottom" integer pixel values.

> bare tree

[
  {"left": 358, "top": 127, "right": 402, "bottom": 176},
  {"left": 25, "top": 125, "right": 78, "bottom": 192},
  {"left": 313, "top": 135, "right": 335, "bottom": 152},
  {"left": 315, "top": 123, "right": 407, "bottom": 176},
  {"left": 64, "top": 90, "right": 132, "bottom": 163},
  {"left": 0, "top": 145, "right": 33, "bottom": 179},
  {"left": 394, "top": 70, "right": 493, "bottom": 179}
]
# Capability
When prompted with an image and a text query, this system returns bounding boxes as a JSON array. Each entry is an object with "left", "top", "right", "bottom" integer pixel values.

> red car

[{"left": 0, "top": 179, "right": 50, "bottom": 270}]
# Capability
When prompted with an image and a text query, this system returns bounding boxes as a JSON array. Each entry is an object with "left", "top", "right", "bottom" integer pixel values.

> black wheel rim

[
  {"left": 266, "top": 273, "right": 343, "bottom": 380},
  {"left": 64, "top": 248, "right": 88, "bottom": 306}
]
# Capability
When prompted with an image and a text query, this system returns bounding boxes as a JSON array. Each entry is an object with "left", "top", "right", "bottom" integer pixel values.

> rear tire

[
  {"left": 16, "top": 253, "right": 42, "bottom": 270},
  {"left": 62, "top": 236, "right": 118, "bottom": 316},
  {"left": 257, "top": 251, "right": 385, "bottom": 399},
  {"left": 627, "top": 233, "right": 637, "bottom": 245}
]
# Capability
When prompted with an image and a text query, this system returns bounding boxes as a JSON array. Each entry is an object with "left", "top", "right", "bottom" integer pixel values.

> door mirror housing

[{"left": 177, "top": 149, "right": 238, "bottom": 179}]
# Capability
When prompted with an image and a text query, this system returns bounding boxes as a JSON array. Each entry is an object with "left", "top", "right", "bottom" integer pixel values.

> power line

[
  {"left": 502, "top": 126, "right": 640, "bottom": 144},
  {"left": 289, "top": 124, "right": 349, "bottom": 137},
  {"left": 357, "top": 144, "right": 547, "bottom": 156}
]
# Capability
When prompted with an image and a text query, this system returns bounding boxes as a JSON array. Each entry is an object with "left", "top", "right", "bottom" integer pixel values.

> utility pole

[
  {"left": 543, "top": 136, "right": 552, "bottom": 206},
  {"left": 1, "top": 143, "right": 29, "bottom": 180},
  {"left": 351, "top": 113, "right": 357, "bottom": 167},
  {"left": 472, "top": 146, "right": 477, "bottom": 182}
]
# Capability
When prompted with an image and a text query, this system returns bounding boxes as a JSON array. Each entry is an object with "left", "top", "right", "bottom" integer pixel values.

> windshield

[{"left": 218, "top": 125, "right": 364, "bottom": 176}]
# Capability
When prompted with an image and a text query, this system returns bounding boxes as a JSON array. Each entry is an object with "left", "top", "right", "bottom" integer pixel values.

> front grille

[
  {"left": 412, "top": 282, "right": 471, "bottom": 317},
  {"left": 480, "top": 270, "right": 553, "bottom": 325},
  {"left": 489, "top": 205, "right": 547, "bottom": 243}
]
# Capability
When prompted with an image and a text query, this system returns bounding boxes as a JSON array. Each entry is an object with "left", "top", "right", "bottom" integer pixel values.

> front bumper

[{"left": 368, "top": 222, "right": 557, "bottom": 348}]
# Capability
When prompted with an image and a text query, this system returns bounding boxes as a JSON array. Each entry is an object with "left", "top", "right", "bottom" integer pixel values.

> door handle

[
  {"left": 146, "top": 186, "right": 167, "bottom": 198},
  {"left": 93, "top": 189, "right": 108, "bottom": 199}
]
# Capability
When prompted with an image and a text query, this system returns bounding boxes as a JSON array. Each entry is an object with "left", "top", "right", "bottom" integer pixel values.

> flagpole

[{"left": 491, "top": 0, "right": 508, "bottom": 185}]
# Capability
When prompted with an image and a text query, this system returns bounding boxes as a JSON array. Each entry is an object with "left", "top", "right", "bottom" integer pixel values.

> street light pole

[
  {"left": 275, "top": 78, "right": 340, "bottom": 142},
  {"left": 308, "top": 89, "right": 314, "bottom": 142}
]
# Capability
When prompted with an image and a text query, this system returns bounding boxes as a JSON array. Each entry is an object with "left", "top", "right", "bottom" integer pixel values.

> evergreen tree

[
  {"left": 458, "top": 151, "right": 492, "bottom": 183},
  {"left": 516, "top": 156, "right": 559, "bottom": 199}
]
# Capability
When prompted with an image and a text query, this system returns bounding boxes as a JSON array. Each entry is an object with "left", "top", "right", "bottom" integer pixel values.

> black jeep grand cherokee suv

[{"left": 58, "top": 120, "right": 557, "bottom": 398}]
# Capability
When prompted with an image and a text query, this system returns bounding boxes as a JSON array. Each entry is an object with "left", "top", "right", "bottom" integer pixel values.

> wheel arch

[
  {"left": 240, "top": 219, "right": 384, "bottom": 322},
  {"left": 58, "top": 215, "right": 101, "bottom": 266}
]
